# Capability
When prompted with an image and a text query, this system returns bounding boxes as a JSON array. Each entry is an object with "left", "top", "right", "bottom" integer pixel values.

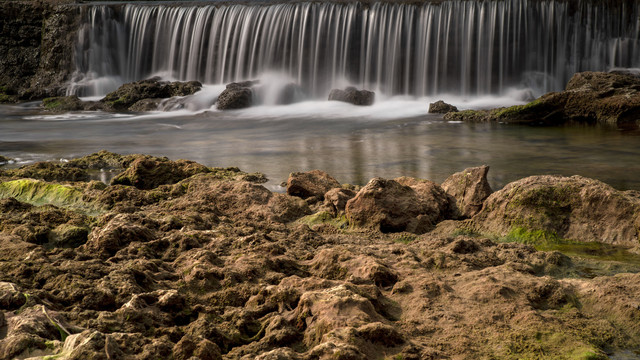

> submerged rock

[
  {"left": 217, "top": 81, "right": 258, "bottom": 110},
  {"left": 42, "top": 95, "right": 85, "bottom": 112},
  {"left": 328, "top": 87, "right": 375, "bottom": 106},
  {"left": 442, "top": 165, "right": 492, "bottom": 218},
  {"left": 428, "top": 100, "right": 458, "bottom": 114}
]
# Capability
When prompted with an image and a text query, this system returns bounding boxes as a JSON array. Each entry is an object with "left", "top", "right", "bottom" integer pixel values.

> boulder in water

[
  {"left": 428, "top": 100, "right": 458, "bottom": 114},
  {"left": 444, "top": 71, "right": 640, "bottom": 126},
  {"left": 328, "top": 87, "right": 375, "bottom": 106},
  {"left": 101, "top": 78, "right": 202, "bottom": 111},
  {"left": 216, "top": 81, "right": 258, "bottom": 110}
]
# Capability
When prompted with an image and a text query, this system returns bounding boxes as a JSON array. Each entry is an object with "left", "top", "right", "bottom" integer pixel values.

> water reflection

[{"left": 0, "top": 105, "right": 639, "bottom": 191}]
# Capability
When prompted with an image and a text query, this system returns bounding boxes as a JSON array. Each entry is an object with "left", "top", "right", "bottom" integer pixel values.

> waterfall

[{"left": 68, "top": 0, "right": 640, "bottom": 98}]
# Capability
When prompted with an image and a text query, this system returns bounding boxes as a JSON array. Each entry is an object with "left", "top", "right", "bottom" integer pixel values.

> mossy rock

[
  {"left": 42, "top": 95, "right": 84, "bottom": 112},
  {"left": 47, "top": 223, "right": 90, "bottom": 248},
  {"left": 0, "top": 155, "right": 13, "bottom": 166},
  {"left": 0, "top": 179, "right": 103, "bottom": 215},
  {"left": 5, "top": 161, "right": 90, "bottom": 182},
  {"left": 298, "top": 211, "right": 349, "bottom": 229}
]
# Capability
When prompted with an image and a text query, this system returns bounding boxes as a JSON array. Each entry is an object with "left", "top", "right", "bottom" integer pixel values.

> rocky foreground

[{"left": 0, "top": 152, "right": 640, "bottom": 359}]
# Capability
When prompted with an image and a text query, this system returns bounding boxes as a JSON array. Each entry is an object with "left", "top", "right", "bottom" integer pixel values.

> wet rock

[
  {"left": 286, "top": 170, "right": 341, "bottom": 200},
  {"left": 101, "top": 79, "right": 202, "bottom": 111},
  {"left": 0, "top": 179, "right": 102, "bottom": 214},
  {"left": 0, "top": 155, "right": 13, "bottom": 166},
  {"left": 445, "top": 71, "right": 640, "bottom": 126},
  {"left": 111, "top": 156, "right": 210, "bottom": 190},
  {"left": 328, "top": 87, "right": 375, "bottom": 106},
  {"left": 217, "top": 81, "right": 257, "bottom": 110},
  {"left": 129, "top": 98, "right": 162, "bottom": 112},
  {"left": 474, "top": 175, "right": 640, "bottom": 246},
  {"left": 441, "top": 165, "right": 492, "bottom": 218},
  {"left": 346, "top": 177, "right": 452, "bottom": 234},
  {"left": 428, "top": 100, "right": 458, "bottom": 114},
  {"left": 42, "top": 95, "right": 85, "bottom": 112}
]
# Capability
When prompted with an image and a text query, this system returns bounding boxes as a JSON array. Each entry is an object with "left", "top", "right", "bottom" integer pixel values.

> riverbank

[{"left": 0, "top": 152, "right": 639, "bottom": 359}]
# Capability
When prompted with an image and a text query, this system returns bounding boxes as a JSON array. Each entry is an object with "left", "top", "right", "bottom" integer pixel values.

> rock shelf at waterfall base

[{"left": 1, "top": 152, "right": 640, "bottom": 359}]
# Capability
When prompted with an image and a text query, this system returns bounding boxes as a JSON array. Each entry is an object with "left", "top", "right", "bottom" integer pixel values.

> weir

[{"left": 69, "top": 0, "right": 640, "bottom": 98}]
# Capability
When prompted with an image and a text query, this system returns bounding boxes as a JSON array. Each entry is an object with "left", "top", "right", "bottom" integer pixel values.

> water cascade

[{"left": 69, "top": 0, "right": 640, "bottom": 98}]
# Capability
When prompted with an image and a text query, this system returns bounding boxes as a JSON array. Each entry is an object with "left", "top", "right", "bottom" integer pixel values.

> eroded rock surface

[
  {"left": 286, "top": 170, "right": 341, "bottom": 201},
  {"left": 1, "top": 152, "right": 639, "bottom": 359},
  {"left": 428, "top": 100, "right": 458, "bottom": 114},
  {"left": 442, "top": 165, "right": 492, "bottom": 218}
]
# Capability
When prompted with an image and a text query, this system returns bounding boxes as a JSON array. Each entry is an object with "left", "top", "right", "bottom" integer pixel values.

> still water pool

[{"left": 1, "top": 98, "right": 639, "bottom": 191}]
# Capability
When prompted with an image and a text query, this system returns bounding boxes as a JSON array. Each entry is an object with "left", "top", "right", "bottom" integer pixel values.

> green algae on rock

[{"left": 0, "top": 179, "right": 103, "bottom": 215}]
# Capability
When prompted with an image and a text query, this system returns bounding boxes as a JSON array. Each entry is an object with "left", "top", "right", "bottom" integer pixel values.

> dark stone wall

[{"left": 0, "top": 1, "right": 80, "bottom": 101}]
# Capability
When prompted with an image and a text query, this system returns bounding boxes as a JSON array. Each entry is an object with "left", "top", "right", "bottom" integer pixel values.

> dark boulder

[
  {"left": 216, "top": 81, "right": 258, "bottom": 110},
  {"left": 328, "top": 87, "right": 375, "bottom": 106},
  {"left": 429, "top": 100, "right": 458, "bottom": 114},
  {"left": 101, "top": 79, "right": 202, "bottom": 111},
  {"left": 110, "top": 156, "right": 210, "bottom": 190}
]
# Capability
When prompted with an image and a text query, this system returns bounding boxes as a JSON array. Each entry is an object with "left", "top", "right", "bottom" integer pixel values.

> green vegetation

[
  {"left": 493, "top": 98, "right": 544, "bottom": 119},
  {"left": 298, "top": 211, "right": 349, "bottom": 229},
  {"left": 0, "top": 179, "right": 103, "bottom": 215}
]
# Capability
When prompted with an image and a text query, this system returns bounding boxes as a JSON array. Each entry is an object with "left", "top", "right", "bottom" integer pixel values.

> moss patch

[
  {"left": 298, "top": 211, "right": 349, "bottom": 229},
  {"left": 0, "top": 179, "right": 103, "bottom": 215}
]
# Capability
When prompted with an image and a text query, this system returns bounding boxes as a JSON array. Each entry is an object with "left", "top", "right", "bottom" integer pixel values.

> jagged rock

[
  {"left": 323, "top": 188, "right": 356, "bottom": 215},
  {"left": 286, "top": 170, "right": 341, "bottom": 200},
  {"left": 346, "top": 177, "right": 452, "bottom": 234},
  {"left": 84, "top": 214, "right": 155, "bottom": 258},
  {"left": 47, "top": 224, "right": 89, "bottom": 248},
  {"left": 101, "top": 79, "right": 202, "bottom": 111},
  {"left": 173, "top": 334, "right": 222, "bottom": 360},
  {"left": 110, "top": 156, "right": 210, "bottom": 190},
  {"left": 473, "top": 175, "right": 640, "bottom": 246},
  {"left": 217, "top": 81, "right": 258, "bottom": 110},
  {"left": 0, "top": 282, "right": 25, "bottom": 310},
  {"left": 63, "top": 330, "right": 123, "bottom": 360},
  {"left": 328, "top": 87, "right": 375, "bottom": 106},
  {"left": 428, "top": 100, "right": 458, "bottom": 114},
  {"left": 441, "top": 165, "right": 492, "bottom": 218}
]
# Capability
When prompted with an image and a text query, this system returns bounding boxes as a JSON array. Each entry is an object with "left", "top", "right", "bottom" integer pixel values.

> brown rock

[
  {"left": 111, "top": 156, "right": 210, "bottom": 190},
  {"left": 474, "top": 175, "right": 640, "bottom": 246},
  {"left": 323, "top": 188, "right": 356, "bottom": 215},
  {"left": 428, "top": 100, "right": 458, "bottom": 114},
  {"left": 286, "top": 170, "right": 341, "bottom": 200},
  {"left": 441, "top": 165, "right": 492, "bottom": 218},
  {"left": 173, "top": 334, "right": 222, "bottom": 360},
  {"left": 346, "top": 177, "right": 452, "bottom": 234},
  {"left": 84, "top": 214, "right": 155, "bottom": 258}
]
